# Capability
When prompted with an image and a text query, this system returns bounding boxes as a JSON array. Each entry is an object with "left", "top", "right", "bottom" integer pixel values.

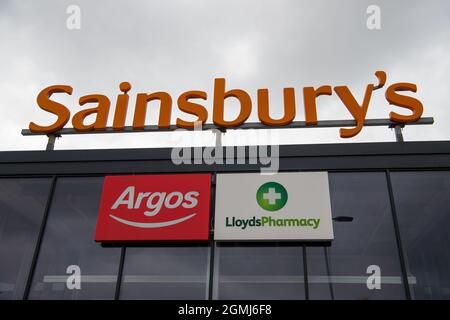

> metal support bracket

[{"left": 46, "top": 134, "right": 61, "bottom": 151}]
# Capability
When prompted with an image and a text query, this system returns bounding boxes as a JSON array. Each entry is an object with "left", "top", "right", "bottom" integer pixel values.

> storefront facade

[{"left": 1, "top": 141, "right": 449, "bottom": 300}]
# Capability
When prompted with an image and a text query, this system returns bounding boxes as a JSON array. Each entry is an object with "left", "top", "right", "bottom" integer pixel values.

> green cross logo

[{"left": 256, "top": 182, "right": 288, "bottom": 211}]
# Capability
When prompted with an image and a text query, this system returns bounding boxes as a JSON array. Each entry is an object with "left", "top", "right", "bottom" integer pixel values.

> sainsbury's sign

[
  {"left": 94, "top": 174, "right": 211, "bottom": 241},
  {"left": 28, "top": 71, "right": 424, "bottom": 138}
]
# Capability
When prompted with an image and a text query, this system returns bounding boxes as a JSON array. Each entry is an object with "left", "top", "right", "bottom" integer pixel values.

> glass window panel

[
  {"left": 391, "top": 171, "right": 450, "bottom": 299},
  {"left": 0, "top": 178, "right": 52, "bottom": 300},
  {"left": 307, "top": 172, "right": 406, "bottom": 300},
  {"left": 119, "top": 246, "right": 209, "bottom": 300},
  {"left": 213, "top": 243, "right": 305, "bottom": 300},
  {"left": 28, "top": 177, "right": 120, "bottom": 300}
]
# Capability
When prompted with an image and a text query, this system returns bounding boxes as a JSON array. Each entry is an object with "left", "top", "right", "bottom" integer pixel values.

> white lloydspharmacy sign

[{"left": 214, "top": 172, "right": 334, "bottom": 241}]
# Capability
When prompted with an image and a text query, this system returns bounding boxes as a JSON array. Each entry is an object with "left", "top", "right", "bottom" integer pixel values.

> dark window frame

[{"left": 0, "top": 142, "right": 448, "bottom": 300}]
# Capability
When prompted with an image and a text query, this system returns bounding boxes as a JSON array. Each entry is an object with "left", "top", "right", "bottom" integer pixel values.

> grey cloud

[{"left": 0, "top": 0, "right": 449, "bottom": 150}]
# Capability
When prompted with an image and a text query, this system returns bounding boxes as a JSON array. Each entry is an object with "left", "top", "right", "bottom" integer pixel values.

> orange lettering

[
  {"left": 176, "top": 91, "right": 208, "bottom": 129},
  {"left": 133, "top": 92, "right": 172, "bottom": 129},
  {"left": 335, "top": 85, "right": 373, "bottom": 138},
  {"left": 213, "top": 78, "right": 251, "bottom": 128},
  {"left": 29, "top": 85, "right": 72, "bottom": 134},
  {"left": 303, "top": 86, "right": 332, "bottom": 125},
  {"left": 257, "top": 88, "right": 296, "bottom": 126},
  {"left": 72, "top": 94, "right": 110, "bottom": 132},
  {"left": 386, "top": 83, "right": 423, "bottom": 123},
  {"left": 113, "top": 82, "right": 131, "bottom": 130}
]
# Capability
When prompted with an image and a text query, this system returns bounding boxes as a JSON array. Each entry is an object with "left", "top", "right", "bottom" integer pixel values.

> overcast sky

[{"left": 0, "top": 0, "right": 449, "bottom": 150}]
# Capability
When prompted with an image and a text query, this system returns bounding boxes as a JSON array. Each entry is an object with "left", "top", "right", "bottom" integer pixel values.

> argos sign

[{"left": 94, "top": 174, "right": 211, "bottom": 241}]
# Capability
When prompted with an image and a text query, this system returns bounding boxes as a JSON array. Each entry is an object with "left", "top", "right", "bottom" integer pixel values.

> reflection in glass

[
  {"left": 0, "top": 178, "right": 52, "bottom": 300},
  {"left": 119, "top": 246, "right": 209, "bottom": 299},
  {"left": 391, "top": 171, "right": 450, "bottom": 299},
  {"left": 28, "top": 177, "right": 120, "bottom": 299},
  {"left": 307, "top": 172, "right": 406, "bottom": 300},
  {"left": 213, "top": 243, "right": 305, "bottom": 300}
]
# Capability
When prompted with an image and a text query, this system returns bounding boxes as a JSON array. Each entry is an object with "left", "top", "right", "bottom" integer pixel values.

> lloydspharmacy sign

[{"left": 214, "top": 172, "right": 334, "bottom": 241}]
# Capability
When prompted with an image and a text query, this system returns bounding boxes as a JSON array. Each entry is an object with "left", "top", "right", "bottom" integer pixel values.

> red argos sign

[{"left": 95, "top": 174, "right": 212, "bottom": 241}]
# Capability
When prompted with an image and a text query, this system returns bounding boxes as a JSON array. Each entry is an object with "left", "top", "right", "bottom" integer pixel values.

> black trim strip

[
  {"left": 208, "top": 173, "right": 217, "bottom": 300},
  {"left": 303, "top": 246, "right": 309, "bottom": 300},
  {"left": 385, "top": 170, "right": 412, "bottom": 300},
  {"left": 208, "top": 241, "right": 215, "bottom": 300},
  {"left": 22, "top": 176, "right": 57, "bottom": 300},
  {"left": 2, "top": 140, "right": 450, "bottom": 164},
  {"left": 21, "top": 118, "right": 434, "bottom": 136},
  {"left": 114, "top": 246, "right": 126, "bottom": 300},
  {"left": 324, "top": 247, "right": 335, "bottom": 300}
]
